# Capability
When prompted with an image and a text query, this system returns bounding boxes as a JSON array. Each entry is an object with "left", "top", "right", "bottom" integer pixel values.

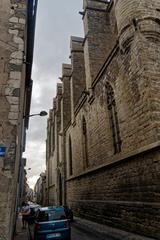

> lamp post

[
  {"left": 24, "top": 110, "right": 48, "bottom": 118},
  {"left": 15, "top": 110, "right": 47, "bottom": 221}
]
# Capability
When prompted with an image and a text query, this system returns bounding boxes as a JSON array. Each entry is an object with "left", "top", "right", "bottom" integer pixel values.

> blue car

[{"left": 34, "top": 206, "right": 71, "bottom": 240}]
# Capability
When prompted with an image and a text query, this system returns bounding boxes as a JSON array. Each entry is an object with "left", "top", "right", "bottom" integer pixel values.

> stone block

[
  {"left": 9, "top": 58, "right": 23, "bottom": 65},
  {"left": 6, "top": 96, "right": 19, "bottom": 105},
  {"left": 11, "top": 51, "right": 23, "bottom": 60},
  {"left": 10, "top": 104, "right": 19, "bottom": 112},
  {"left": 13, "top": 36, "right": 24, "bottom": 44},
  {"left": 9, "top": 71, "right": 21, "bottom": 80},
  {"left": 19, "top": 18, "right": 25, "bottom": 24},
  {"left": 8, "top": 29, "right": 18, "bottom": 36},
  {"left": 18, "top": 44, "right": 24, "bottom": 51},
  {"left": 9, "top": 119, "right": 17, "bottom": 126},
  {"left": 8, "top": 79, "right": 21, "bottom": 88},
  {"left": 8, "top": 112, "right": 19, "bottom": 120},
  {"left": 9, "top": 17, "right": 18, "bottom": 23}
]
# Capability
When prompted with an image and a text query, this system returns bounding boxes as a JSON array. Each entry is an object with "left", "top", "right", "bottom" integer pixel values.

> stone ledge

[
  {"left": 71, "top": 199, "right": 160, "bottom": 208},
  {"left": 66, "top": 141, "right": 160, "bottom": 181}
]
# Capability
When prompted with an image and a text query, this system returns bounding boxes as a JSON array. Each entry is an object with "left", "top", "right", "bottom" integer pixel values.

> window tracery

[
  {"left": 106, "top": 82, "right": 121, "bottom": 154},
  {"left": 82, "top": 116, "right": 88, "bottom": 168},
  {"left": 68, "top": 136, "right": 73, "bottom": 175}
]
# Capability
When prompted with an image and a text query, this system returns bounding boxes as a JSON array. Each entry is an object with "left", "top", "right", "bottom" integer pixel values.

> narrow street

[
  {"left": 27, "top": 223, "right": 113, "bottom": 240},
  {"left": 15, "top": 216, "right": 154, "bottom": 240}
]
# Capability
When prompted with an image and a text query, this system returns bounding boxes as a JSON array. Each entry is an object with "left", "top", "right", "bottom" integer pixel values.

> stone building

[
  {"left": 34, "top": 172, "right": 46, "bottom": 206},
  {"left": 46, "top": 0, "right": 160, "bottom": 238},
  {"left": 46, "top": 84, "right": 63, "bottom": 206},
  {"left": 41, "top": 171, "right": 47, "bottom": 206},
  {"left": 0, "top": 0, "right": 37, "bottom": 239}
]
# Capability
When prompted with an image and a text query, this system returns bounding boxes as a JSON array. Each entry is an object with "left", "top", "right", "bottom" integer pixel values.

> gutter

[{"left": 24, "top": 0, "right": 38, "bottom": 128}]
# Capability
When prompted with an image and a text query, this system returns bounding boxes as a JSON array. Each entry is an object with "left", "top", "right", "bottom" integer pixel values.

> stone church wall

[
  {"left": 64, "top": 0, "right": 160, "bottom": 238},
  {"left": 66, "top": 149, "right": 160, "bottom": 239},
  {"left": 47, "top": 0, "right": 160, "bottom": 238}
]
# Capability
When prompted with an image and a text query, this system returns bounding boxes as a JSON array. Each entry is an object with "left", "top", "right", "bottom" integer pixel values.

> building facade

[
  {"left": 46, "top": 84, "right": 65, "bottom": 206},
  {"left": 0, "top": 0, "right": 37, "bottom": 239},
  {"left": 46, "top": 0, "right": 160, "bottom": 238},
  {"left": 34, "top": 172, "right": 46, "bottom": 206}
]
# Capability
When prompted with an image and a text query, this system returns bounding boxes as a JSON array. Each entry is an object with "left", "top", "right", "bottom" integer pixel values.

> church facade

[{"left": 46, "top": 0, "right": 160, "bottom": 238}]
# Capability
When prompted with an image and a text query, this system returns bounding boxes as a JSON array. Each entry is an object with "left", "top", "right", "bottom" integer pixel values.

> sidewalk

[
  {"left": 73, "top": 217, "right": 155, "bottom": 240},
  {"left": 14, "top": 214, "right": 28, "bottom": 240}
]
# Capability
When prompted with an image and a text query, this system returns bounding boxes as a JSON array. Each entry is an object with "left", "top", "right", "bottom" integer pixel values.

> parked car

[{"left": 34, "top": 206, "right": 71, "bottom": 240}]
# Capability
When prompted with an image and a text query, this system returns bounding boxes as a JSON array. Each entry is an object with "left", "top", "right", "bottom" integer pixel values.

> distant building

[
  {"left": 34, "top": 172, "right": 46, "bottom": 206},
  {"left": 27, "top": 188, "right": 34, "bottom": 202},
  {"left": 46, "top": 90, "right": 63, "bottom": 206},
  {"left": 0, "top": 0, "right": 38, "bottom": 239},
  {"left": 46, "top": 0, "right": 160, "bottom": 239},
  {"left": 41, "top": 171, "right": 47, "bottom": 206}
]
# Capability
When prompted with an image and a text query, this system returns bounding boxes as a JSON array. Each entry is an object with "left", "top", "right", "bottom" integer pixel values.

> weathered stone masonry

[
  {"left": 46, "top": 0, "right": 160, "bottom": 239},
  {"left": 0, "top": 0, "right": 37, "bottom": 239},
  {"left": 0, "top": 1, "right": 27, "bottom": 238}
]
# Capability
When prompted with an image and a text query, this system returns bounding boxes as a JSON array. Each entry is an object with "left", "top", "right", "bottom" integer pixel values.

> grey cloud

[
  {"left": 24, "top": 0, "right": 83, "bottom": 188},
  {"left": 34, "top": 0, "right": 83, "bottom": 77}
]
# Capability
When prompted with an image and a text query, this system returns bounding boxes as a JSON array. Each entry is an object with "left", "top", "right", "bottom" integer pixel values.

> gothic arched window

[
  {"left": 82, "top": 116, "right": 88, "bottom": 168},
  {"left": 106, "top": 82, "right": 121, "bottom": 154},
  {"left": 68, "top": 136, "right": 73, "bottom": 176}
]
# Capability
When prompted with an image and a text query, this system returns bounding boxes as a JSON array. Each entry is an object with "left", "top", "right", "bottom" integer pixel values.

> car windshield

[{"left": 37, "top": 210, "right": 66, "bottom": 222}]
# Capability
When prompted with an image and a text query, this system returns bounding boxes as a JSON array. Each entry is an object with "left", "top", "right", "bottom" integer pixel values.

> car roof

[
  {"left": 39, "top": 206, "right": 64, "bottom": 212},
  {"left": 30, "top": 205, "right": 40, "bottom": 208}
]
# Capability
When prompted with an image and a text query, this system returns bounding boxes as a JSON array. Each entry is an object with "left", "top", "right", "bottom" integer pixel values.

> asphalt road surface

[{"left": 71, "top": 223, "right": 113, "bottom": 240}]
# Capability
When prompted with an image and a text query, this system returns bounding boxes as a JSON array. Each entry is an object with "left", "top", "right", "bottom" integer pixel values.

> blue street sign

[{"left": 0, "top": 147, "right": 6, "bottom": 157}]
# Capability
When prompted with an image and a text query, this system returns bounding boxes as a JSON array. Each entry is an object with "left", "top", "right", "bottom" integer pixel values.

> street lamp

[
  {"left": 39, "top": 111, "right": 48, "bottom": 116},
  {"left": 24, "top": 110, "right": 48, "bottom": 118}
]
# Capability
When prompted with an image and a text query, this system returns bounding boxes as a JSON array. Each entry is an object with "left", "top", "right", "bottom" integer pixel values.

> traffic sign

[{"left": 0, "top": 147, "right": 6, "bottom": 157}]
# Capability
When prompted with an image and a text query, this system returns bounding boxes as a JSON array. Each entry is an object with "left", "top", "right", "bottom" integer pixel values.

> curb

[{"left": 73, "top": 217, "right": 155, "bottom": 240}]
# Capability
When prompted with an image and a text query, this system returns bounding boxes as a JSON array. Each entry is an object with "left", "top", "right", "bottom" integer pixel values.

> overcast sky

[{"left": 24, "top": 0, "right": 84, "bottom": 189}]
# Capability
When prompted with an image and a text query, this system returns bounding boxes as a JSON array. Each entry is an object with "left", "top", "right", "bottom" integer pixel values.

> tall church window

[
  {"left": 49, "top": 121, "right": 52, "bottom": 157},
  {"left": 68, "top": 136, "right": 73, "bottom": 176},
  {"left": 82, "top": 116, "right": 88, "bottom": 168},
  {"left": 106, "top": 82, "right": 121, "bottom": 154}
]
